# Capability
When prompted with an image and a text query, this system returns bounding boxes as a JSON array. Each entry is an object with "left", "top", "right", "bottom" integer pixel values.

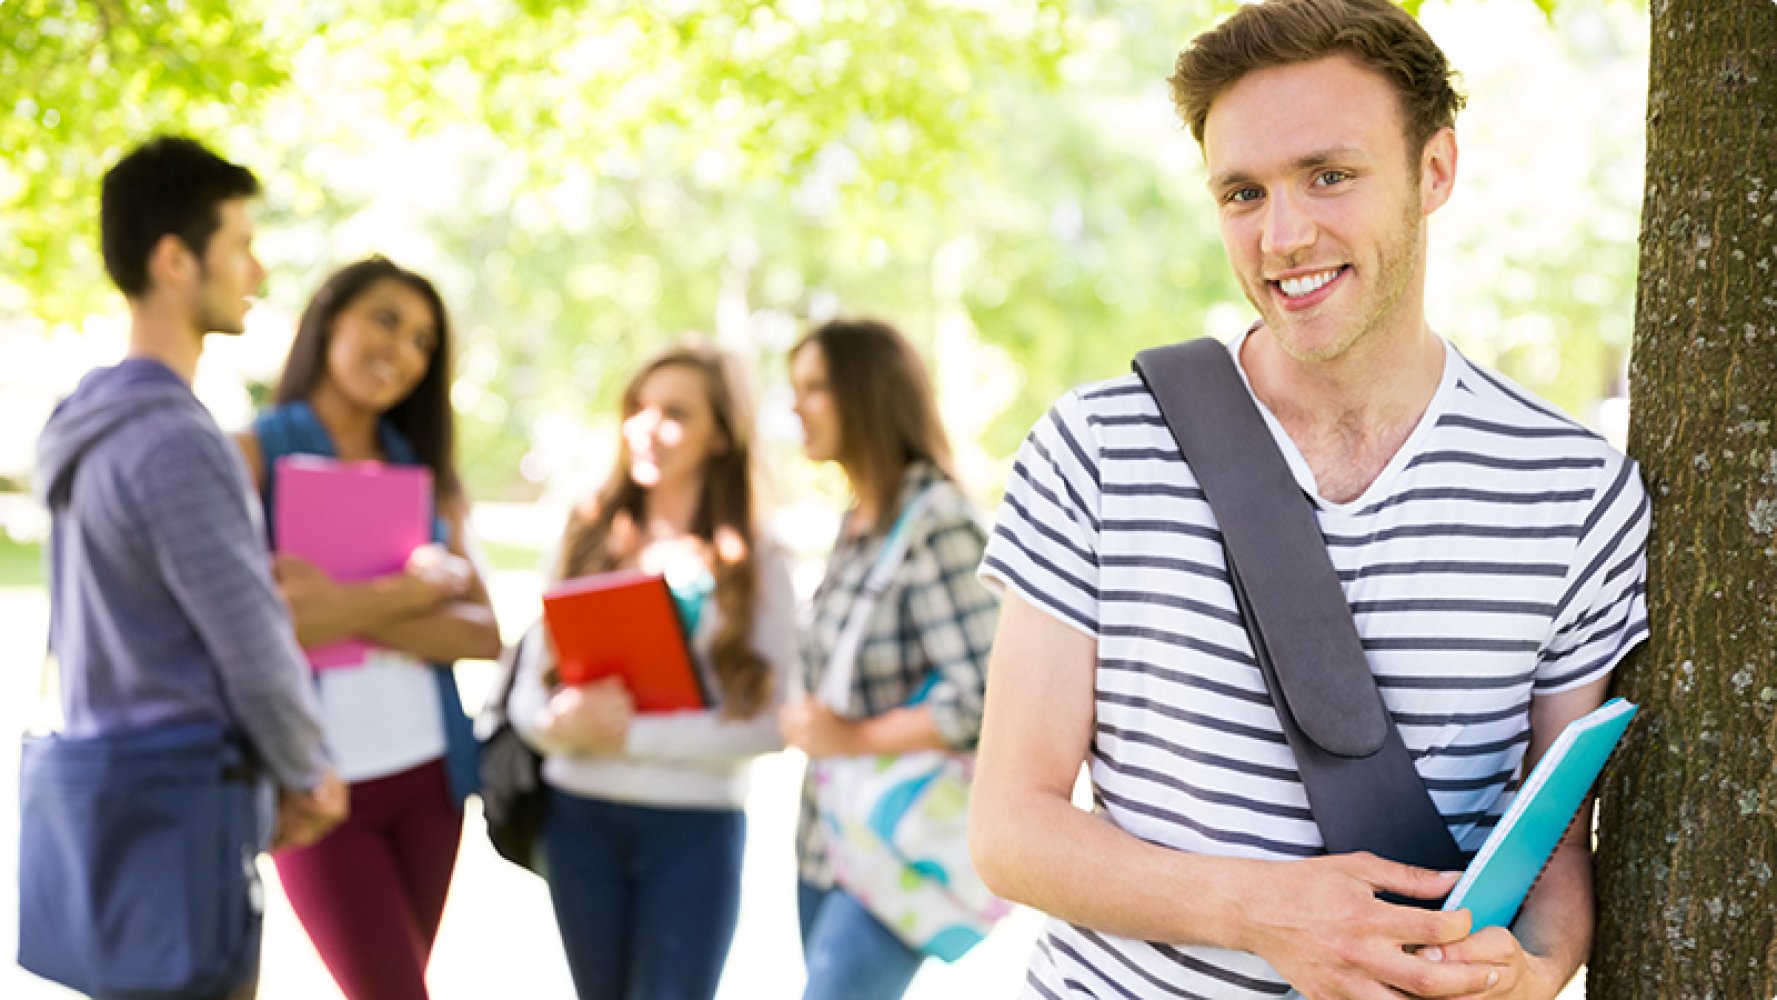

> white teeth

[{"left": 1278, "top": 268, "right": 1341, "bottom": 298}]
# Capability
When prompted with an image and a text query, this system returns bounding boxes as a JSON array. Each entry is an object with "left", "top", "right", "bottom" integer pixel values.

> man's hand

[
  {"left": 1416, "top": 925, "right": 1565, "bottom": 999},
  {"left": 1240, "top": 852, "right": 1499, "bottom": 1000},
  {"left": 273, "top": 769, "right": 348, "bottom": 851},
  {"left": 778, "top": 696, "right": 862, "bottom": 759},
  {"left": 538, "top": 677, "right": 634, "bottom": 754}
]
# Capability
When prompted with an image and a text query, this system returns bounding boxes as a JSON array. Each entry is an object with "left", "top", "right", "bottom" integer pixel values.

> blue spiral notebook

[{"left": 1443, "top": 697, "right": 1638, "bottom": 930}]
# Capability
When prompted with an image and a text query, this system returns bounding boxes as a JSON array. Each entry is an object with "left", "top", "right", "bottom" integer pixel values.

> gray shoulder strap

[{"left": 1133, "top": 338, "right": 1464, "bottom": 878}]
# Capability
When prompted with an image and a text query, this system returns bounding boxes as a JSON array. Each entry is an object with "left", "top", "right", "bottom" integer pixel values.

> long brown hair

[
  {"left": 554, "top": 342, "right": 770, "bottom": 718},
  {"left": 276, "top": 256, "right": 462, "bottom": 502},
  {"left": 794, "top": 318, "right": 956, "bottom": 524}
]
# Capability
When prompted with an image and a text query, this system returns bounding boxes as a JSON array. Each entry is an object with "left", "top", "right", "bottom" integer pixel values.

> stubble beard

[{"left": 1259, "top": 197, "right": 1425, "bottom": 365}]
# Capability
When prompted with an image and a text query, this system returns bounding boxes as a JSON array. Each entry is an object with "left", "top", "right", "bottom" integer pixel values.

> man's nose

[{"left": 1260, "top": 190, "right": 1315, "bottom": 259}]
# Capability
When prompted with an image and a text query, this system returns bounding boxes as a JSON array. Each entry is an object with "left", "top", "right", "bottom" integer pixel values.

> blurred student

[
  {"left": 509, "top": 342, "right": 796, "bottom": 1000},
  {"left": 779, "top": 318, "right": 1000, "bottom": 1000},
  {"left": 235, "top": 256, "right": 500, "bottom": 1000},
  {"left": 34, "top": 136, "right": 343, "bottom": 999}
]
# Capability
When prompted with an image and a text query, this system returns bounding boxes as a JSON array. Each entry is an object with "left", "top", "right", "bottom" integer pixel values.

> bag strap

[
  {"left": 487, "top": 625, "right": 539, "bottom": 727},
  {"left": 816, "top": 487, "right": 940, "bottom": 713},
  {"left": 1133, "top": 338, "right": 1465, "bottom": 878}
]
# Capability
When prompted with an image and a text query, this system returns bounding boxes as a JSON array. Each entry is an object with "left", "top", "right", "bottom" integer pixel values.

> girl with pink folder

[
  {"left": 235, "top": 257, "right": 501, "bottom": 1000},
  {"left": 505, "top": 342, "right": 796, "bottom": 1000}
]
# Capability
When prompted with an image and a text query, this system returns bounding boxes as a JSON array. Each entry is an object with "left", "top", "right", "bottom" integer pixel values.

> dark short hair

[
  {"left": 100, "top": 136, "right": 260, "bottom": 297},
  {"left": 275, "top": 257, "right": 462, "bottom": 501},
  {"left": 1170, "top": 0, "right": 1465, "bottom": 153}
]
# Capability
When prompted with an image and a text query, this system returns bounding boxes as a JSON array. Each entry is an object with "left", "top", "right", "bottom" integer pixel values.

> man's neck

[
  {"left": 1241, "top": 319, "right": 1445, "bottom": 442},
  {"left": 1240, "top": 317, "right": 1446, "bottom": 504},
  {"left": 125, "top": 296, "right": 204, "bottom": 385}
]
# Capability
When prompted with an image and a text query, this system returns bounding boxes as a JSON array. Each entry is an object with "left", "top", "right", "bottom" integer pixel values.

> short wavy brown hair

[{"left": 1170, "top": 0, "right": 1464, "bottom": 153}]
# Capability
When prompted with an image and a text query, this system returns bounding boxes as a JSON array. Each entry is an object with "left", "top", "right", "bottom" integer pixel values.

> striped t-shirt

[{"left": 979, "top": 335, "right": 1650, "bottom": 1000}]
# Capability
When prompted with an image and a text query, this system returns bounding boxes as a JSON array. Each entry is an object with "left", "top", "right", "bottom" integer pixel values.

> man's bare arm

[
  {"left": 1422, "top": 676, "right": 1610, "bottom": 999},
  {"left": 970, "top": 592, "right": 1497, "bottom": 999}
]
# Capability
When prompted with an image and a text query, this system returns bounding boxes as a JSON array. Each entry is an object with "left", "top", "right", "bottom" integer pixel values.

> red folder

[{"left": 541, "top": 571, "right": 707, "bottom": 713}]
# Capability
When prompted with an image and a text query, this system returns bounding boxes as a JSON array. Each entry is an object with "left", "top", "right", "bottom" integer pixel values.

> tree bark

[{"left": 1592, "top": 1, "right": 1777, "bottom": 995}]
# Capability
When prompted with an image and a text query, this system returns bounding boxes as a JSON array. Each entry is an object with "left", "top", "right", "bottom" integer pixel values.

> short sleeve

[
  {"left": 979, "top": 390, "right": 1103, "bottom": 638},
  {"left": 1536, "top": 453, "right": 1651, "bottom": 693}
]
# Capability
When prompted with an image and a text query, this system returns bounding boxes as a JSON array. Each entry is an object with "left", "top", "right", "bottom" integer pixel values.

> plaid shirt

[{"left": 795, "top": 462, "right": 1000, "bottom": 887}]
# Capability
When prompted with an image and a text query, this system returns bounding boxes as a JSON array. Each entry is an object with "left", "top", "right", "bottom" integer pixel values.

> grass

[
  {"left": 0, "top": 534, "right": 541, "bottom": 588},
  {"left": 0, "top": 536, "right": 43, "bottom": 588},
  {"left": 479, "top": 538, "right": 546, "bottom": 574}
]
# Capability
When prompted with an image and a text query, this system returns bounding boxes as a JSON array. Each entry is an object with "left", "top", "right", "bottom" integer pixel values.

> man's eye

[
  {"left": 1315, "top": 170, "right": 1352, "bottom": 186},
  {"left": 1225, "top": 187, "right": 1262, "bottom": 204}
]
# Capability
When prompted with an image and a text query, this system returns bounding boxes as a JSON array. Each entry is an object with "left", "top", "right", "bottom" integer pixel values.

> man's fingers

[
  {"left": 1348, "top": 853, "right": 1462, "bottom": 900},
  {"left": 1426, "top": 925, "right": 1519, "bottom": 965},
  {"left": 1370, "top": 946, "right": 1501, "bottom": 999}
]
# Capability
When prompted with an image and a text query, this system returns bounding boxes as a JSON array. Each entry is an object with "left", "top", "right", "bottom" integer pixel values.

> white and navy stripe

[{"left": 980, "top": 336, "right": 1650, "bottom": 999}]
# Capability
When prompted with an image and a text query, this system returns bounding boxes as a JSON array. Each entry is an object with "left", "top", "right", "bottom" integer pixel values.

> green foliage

[
  {"left": 0, "top": 0, "right": 1070, "bottom": 323},
  {"left": 0, "top": 0, "right": 289, "bottom": 318},
  {"left": 1, "top": 0, "right": 1647, "bottom": 501},
  {"left": 0, "top": 535, "right": 43, "bottom": 588}
]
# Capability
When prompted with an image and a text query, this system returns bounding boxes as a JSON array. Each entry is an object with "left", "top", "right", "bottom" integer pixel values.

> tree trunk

[{"left": 1592, "top": 1, "right": 1777, "bottom": 995}]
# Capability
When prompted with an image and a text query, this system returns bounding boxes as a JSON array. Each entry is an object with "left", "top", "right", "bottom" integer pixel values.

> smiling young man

[
  {"left": 968, "top": 2, "right": 1650, "bottom": 998},
  {"left": 35, "top": 136, "right": 345, "bottom": 998}
]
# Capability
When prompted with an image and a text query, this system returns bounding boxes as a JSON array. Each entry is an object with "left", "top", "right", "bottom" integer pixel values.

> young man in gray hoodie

[{"left": 34, "top": 136, "right": 346, "bottom": 995}]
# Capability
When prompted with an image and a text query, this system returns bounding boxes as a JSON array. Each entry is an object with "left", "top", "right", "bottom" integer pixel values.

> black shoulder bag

[
  {"left": 477, "top": 625, "right": 548, "bottom": 876},
  {"left": 1133, "top": 338, "right": 1466, "bottom": 898}
]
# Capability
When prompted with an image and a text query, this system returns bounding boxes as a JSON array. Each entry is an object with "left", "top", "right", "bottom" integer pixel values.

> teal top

[{"left": 668, "top": 570, "right": 714, "bottom": 640}]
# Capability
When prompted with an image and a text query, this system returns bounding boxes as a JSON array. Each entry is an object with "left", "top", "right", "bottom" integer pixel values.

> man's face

[
  {"left": 1203, "top": 55, "right": 1451, "bottom": 364},
  {"left": 192, "top": 198, "right": 264, "bottom": 335}
]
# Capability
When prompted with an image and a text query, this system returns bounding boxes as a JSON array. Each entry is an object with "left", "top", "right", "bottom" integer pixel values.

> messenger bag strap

[
  {"left": 815, "top": 487, "right": 939, "bottom": 714},
  {"left": 1133, "top": 337, "right": 1465, "bottom": 881}
]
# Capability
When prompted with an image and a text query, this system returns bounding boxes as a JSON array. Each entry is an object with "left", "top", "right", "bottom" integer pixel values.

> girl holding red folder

[
  {"left": 779, "top": 318, "right": 1000, "bottom": 1000},
  {"left": 507, "top": 341, "right": 796, "bottom": 1000},
  {"left": 235, "top": 257, "right": 501, "bottom": 1000}
]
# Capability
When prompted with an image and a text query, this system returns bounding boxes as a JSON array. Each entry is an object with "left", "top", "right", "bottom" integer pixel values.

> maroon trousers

[{"left": 274, "top": 759, "right": 463, "bottom": 1000}]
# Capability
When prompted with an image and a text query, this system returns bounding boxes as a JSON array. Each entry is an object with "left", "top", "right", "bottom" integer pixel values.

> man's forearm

[
  {"left": 973, "top": 786, "right": 1253, "bottom": 950},
  {"left": 1505, "top": 835, "right": 1594, "bottom": 994}
]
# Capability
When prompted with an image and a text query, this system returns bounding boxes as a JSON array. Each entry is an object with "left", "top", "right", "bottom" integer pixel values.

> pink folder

[{"left": 273, "top": 455, "right": 434, "bottom": 670}]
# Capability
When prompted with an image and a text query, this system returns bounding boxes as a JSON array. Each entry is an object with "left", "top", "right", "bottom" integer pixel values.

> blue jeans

[
  {"left": 543, "top": 790, "right": 745, "bottom": 1000},
  {"left": 797, "top": 880, "right": 925, "bottom": 1000}
]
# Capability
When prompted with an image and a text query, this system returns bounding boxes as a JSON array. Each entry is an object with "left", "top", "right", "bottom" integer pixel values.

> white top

[
  {"left": 510, "top": 536, "right": 798, "bottom": 811},
  {"left": 318, "top": 649, "right": 446, "bottom": 783},
  {"left": 980, "top": 334, "right": 1651, "bottom": 1000}
]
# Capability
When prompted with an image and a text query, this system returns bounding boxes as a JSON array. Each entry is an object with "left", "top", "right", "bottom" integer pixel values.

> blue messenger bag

[{"left": 18, "top": 720, "right": 268, "bottom": 999}]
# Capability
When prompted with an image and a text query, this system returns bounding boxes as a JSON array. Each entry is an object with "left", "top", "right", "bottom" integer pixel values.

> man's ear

[
  {"left": 1420, "top": 127, "right": 1458, "bottom": 217},
  {"left": 145, "top": 233, "right": 199, "bottom": 293}
]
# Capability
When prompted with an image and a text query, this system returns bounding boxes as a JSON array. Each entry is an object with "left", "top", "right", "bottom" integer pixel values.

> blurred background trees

[
  {"left": 0, "top": 0, "right": 1647, "bottom": 511},
  {"left": 16, "top": 1, "right": 1777, "bottom": 994}
]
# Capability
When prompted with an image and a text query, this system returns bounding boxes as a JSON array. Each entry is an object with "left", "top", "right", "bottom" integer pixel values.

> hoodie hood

[{"left": 36, "top": 359, "right": 201, "bottom": 509}]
